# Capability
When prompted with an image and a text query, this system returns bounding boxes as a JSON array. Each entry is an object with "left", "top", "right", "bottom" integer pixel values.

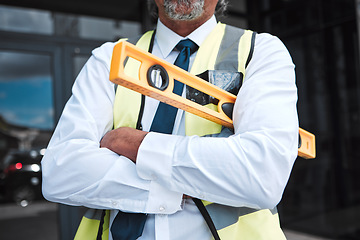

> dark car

[{"left": 0, "top": 149, "right": 45, "bottom": 207}]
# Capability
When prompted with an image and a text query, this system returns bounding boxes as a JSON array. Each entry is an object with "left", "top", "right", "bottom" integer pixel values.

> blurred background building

[{"left": 0, "top": 0, "right": 359, "bottom": 239}]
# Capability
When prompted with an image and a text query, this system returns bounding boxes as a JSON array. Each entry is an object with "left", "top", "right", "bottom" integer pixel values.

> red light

[
  {"left": 15, "top": 163, "right": 22, "bottom": 170},
  {"left": 4, "top": 162, "right": 23, "bottom": 173}
]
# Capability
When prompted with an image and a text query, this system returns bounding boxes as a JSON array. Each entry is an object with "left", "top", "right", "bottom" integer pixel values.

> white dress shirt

[{"left": 41, "top": 15, "right": 299, "bottom": 240}]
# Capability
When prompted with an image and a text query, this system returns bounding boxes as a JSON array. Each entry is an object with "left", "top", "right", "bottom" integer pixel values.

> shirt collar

[{"left": 155, "top": 15, "right": 217, "bottom": 58}]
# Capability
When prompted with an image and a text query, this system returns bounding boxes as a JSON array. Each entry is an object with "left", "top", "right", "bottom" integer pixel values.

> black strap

[
  {"left": 96, "top": 210, "right": 106, "bottom": 240},
  {"left": 135, "top": 94, "right": 146, "bottom": 130},
  {"left": 134, "top": 30, "right": 156, "bottom": 130},
  {"left": 192, "top": 198, "right": 221, "bottom": 240},
  {"left": 245, "top": 31, "right": 257, "bottom": 68}
]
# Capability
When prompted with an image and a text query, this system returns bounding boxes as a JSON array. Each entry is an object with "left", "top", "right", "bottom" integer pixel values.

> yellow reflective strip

[
  {"left": 190, "top": 22, "right": 226, "bottom": 75},
  {"left": 237, "top": 30, "right": 253, "bottom": 76},
  {"left": 113, "top": 85, "right": 142, "bottom": 129},
  {"left": 185, "top": 23, "right": 226, "bottom": 136},
  {"left": 116, "top": 38, "right": 128, "bottom": 43},
  {"left": 102, "top": 210, "right": 110, "bottom": 239},
  {"left": 113, "top": 31, "right": 154, "bottom": 129},
  {"left": 217, "top": 210, "right": 286, "bottom": 240},
  {"left": 74, "top": 210, "right": 110, "bottom": 240},
  {"left": 134, "top": 31, "right": 154, "bottom": 50},
  {"left": 74, "top": 216, "right": 102, "bottom": 240},
  {"left": 185, "top": 104, "right": 222, "bottom": 136},
  {"left": 201, "top": 200, "right": 213, "bottom": 207}
]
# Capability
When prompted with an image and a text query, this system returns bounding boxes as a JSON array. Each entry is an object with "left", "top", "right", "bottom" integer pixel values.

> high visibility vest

[
  {"left": 75, "top": 208, "right": 110, "bottom": 240},
  {"left": 75, "top": 22, "right": 287, "bottom": 240}
]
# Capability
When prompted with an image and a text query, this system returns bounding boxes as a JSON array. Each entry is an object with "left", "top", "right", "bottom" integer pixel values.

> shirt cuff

[
  {"left": 137, "top": 132, "right": 184, "bottom": 214},
  {"left": 137, "top": 132, "right": 181, "bottom": 181}
]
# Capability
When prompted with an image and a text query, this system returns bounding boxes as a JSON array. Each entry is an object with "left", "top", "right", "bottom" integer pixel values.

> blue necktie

[
  {"left": 150, "top": 39, "right": 199, "bottom": 134},
  {"left": 111, "top": 210, "right": 147, "bottom": 240},
  {"left": 110, "top": 39, "right": 198, "bottom": 240}
]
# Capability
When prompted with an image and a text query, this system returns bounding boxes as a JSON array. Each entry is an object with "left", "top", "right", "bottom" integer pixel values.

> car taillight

[
  {"left": 4, "top": 162, "right": 23, "bottom": 173},
  {"left": 15, "top": 163, "right": 22, "bottom": 170}
]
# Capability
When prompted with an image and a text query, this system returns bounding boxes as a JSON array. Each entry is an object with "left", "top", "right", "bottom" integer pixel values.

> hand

[{"left": 100, "top": 127, "right": 148, "bottom": 163}]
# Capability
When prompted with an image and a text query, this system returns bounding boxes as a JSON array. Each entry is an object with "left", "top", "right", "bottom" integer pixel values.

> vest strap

[
  {"left": 113, "top": 31, "right": 155, "bottom": 130},
  {"left": 193, "top": 198, "right": 221, "bottom": 240},
  {"left": 96, "top": 210, "right": 106, "bottom": 240}
]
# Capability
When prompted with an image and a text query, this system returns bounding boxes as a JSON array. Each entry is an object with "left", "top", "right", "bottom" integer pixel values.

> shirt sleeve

[
  {"left": 41, "top": 42, "right": 183, "bottom": 214},
  {"left": 136, "top": 33, "right": 299, "bottom": 210}
]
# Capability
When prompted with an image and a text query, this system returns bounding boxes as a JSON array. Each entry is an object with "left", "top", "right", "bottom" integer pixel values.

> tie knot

[{"left": 175, "top": 39, "right": 198, "bottom": 54}]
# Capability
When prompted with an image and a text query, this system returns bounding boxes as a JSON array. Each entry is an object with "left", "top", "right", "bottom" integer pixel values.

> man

[{"left": 41, "top": 0, "right": 299, "bottom": 239}]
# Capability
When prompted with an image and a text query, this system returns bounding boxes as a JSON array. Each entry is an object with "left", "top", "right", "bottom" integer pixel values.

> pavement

[
  {"left": 0, "top": 201, "right": 59, "bottom": 240},
  {"left": 0, "top": 201, "right": 332, "bottom": 240}
]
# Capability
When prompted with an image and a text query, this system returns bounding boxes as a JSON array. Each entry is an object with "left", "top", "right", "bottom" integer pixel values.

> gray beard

[{"left": 164, "top": 0, "right": 205, "bottom": 21}]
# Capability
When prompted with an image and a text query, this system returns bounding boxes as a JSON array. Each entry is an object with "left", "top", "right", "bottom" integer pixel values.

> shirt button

[
  {"left": 159, "top": 205, "right": 165, "bottom": 212},
  {"left": 111, "top": 201, "right": 118, "bottom": 206}
]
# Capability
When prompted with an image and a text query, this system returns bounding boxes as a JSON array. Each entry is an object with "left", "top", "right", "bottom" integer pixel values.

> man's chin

[
  {"left": 167, "top": 13, "right": 203, "bottom": 21},
  {"left": 164, "top": 0, "right": 204, "bottom": 21}
]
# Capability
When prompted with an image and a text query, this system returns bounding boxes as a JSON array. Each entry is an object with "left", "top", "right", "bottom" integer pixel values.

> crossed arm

[{"left": 100, "top": 127, "right": 148, "bottom": 163}]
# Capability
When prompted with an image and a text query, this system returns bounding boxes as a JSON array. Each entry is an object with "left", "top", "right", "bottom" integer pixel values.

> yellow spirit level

[{"left": 110, "top": 41, "right": 316, "bottom": 159}]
